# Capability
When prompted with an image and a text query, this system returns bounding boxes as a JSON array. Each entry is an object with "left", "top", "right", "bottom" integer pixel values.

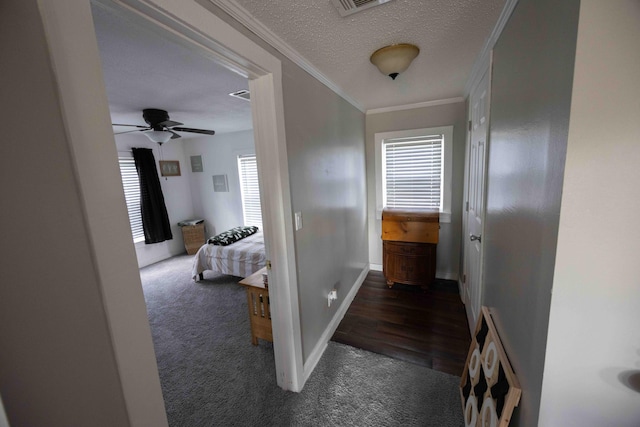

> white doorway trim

[
  {"left": 249, "top": 74, "right": 303, "bottom": 389},
  {"left": 38, "top": 1, "right": 303, "bottom": 425},
  {"left": 117, "top": 0, "right": 305, "bottom": 390}
]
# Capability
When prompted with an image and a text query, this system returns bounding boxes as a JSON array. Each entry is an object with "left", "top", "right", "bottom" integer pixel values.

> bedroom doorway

[
  {"left": 89, "top": 0, "right": 302, "bottom": 393},
  {"left": 31, "top": 0, "right": 307, "bottom": 423}
]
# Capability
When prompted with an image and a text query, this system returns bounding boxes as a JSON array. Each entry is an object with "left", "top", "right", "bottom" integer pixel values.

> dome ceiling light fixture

[
  {"left": 370, "top": 43, "right": 420, "bottom": 80},
  {"left": 143, "top": 130, "right": 173, "bottom": 145}
]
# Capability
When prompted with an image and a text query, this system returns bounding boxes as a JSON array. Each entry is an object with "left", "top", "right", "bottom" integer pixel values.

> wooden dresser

[{"left": 381, "top": 208, "right": 439, "bottom": 289}]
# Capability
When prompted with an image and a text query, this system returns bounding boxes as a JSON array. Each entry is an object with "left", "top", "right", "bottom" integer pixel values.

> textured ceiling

[
  {"left": 91, "top": 2, "right": 253, "bottom": 139},
  {"left": 230, "top": 0, "right": 506, "bottom": 110},
  {"left": 92, "top": 0, "right": 506, "bottom": 136}
]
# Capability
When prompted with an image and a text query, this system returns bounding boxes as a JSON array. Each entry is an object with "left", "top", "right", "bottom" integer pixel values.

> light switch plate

[
  {"left": 294, "top": 212, "right": 303, "bottom": 230},
  {"left": 327, "top": 289, "right": 338, "bottom": 307}
]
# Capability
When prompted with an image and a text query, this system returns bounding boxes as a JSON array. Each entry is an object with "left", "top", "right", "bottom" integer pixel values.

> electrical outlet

[{"left": 327, "top": 289, "right": 338, "bottom": 307}]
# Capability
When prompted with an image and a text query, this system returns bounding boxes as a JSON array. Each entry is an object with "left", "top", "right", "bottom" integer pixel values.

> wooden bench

[{"left": 238, "top": 267, "right": 272, "bottom": 345}]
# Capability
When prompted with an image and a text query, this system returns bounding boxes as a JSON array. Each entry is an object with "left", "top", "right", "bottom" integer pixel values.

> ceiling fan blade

[
  {"left": 159, "top": 120, "right": 183, "bottom": 127},
  {"left": 114, "top": 128, "right": 149, "bottom": 135},
  {"left": 169, "top": 130, "right": 181, "bottom": 140},
  {"left": 171, "top": 127, "right": 216, "bottom": 136},
  {"left": 112, "top": 123, "right": 149, "bottom": 128}
]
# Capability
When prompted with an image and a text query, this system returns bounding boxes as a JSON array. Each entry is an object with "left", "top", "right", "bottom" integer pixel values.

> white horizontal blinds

[
  {"left": 383, "top": 134, "right": 443, "bottom": 209},
  {"left": 238, "top": 154, "right": 263, "bottom": 228},
  {"left": 118, "top": 157, "right": 145, "bottom": 243}
]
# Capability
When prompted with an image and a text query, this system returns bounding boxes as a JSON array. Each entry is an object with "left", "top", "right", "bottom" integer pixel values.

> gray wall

[
  {"left": 366, "top": 103, "right": 467, "bottom": 280},
  {"left": 540, "top": 1, "right": 640, "bottom": 425},
  {"left": 197, "top": 0, "right": 368, "bottom": 363},
  {"left": 482, "top": 0, "right": 580, "bottom": 425},
  {"left": 0, "top": 1, "right": 131, "bottom": 425},
  {"left": 284, "top": 62, "right": 368, "bottom": 361},
  {"left": 184, "top": 130, "right": 256, "bottom": 237}
]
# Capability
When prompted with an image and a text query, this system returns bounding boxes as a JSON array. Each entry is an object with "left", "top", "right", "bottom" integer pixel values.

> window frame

[{"left": 375, "top": 126, "right": 453, "bottom": 223}]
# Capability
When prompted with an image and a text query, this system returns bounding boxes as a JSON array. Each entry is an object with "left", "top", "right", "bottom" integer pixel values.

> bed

[{"left": 191, "top": 230, "right": 266, "bottom": 280}]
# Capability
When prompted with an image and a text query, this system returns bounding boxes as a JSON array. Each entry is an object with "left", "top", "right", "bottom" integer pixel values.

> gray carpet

[{"left": 140, "top": 255, "right": 464, "bottom": 427}]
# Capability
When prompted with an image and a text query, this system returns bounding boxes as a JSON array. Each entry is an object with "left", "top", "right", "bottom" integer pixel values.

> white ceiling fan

[{"left": 113, "top": 108, "right": 216, "bottom": 145}]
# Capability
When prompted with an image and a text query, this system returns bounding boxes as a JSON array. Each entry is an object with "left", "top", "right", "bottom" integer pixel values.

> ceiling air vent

[
  {"left": 229, "top": 90, "right": 250, "bottom": 101},
  {"left": 331, "top": 0, "right": 394, "bottom": 17}
]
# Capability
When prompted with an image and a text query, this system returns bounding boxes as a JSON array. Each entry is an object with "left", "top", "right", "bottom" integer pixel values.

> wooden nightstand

[{"left": 178, "top": 220, "right": 205, "bottom": 255}]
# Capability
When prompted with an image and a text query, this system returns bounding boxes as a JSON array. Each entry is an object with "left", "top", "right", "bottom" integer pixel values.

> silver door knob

[{"left": 470, "top": 234, "right": 482, "bottom": 242}]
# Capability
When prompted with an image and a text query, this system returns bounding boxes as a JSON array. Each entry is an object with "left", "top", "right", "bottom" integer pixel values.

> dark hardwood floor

[{"left": 331, "top": 270, "right": 471, "bottom": 377}]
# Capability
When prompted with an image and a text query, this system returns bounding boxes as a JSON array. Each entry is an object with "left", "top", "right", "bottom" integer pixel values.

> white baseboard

[
  {"left": 437, "top": 272, "right": 460, "bottom": 281},
  {"left": 371, "top": 264, "right": 459, "bottom": 281},
  {"left": 302, "top": 264, "right": 370, "bottom": 384}
]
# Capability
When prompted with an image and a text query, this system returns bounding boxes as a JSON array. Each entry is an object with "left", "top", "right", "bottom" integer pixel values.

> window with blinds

[
  {"left": 237, "top": 154, "right": 263, "bottom": 228},
  {"left": 382, "top": 134, "right": 444, "bottom": 210},
  {"left": 118, "top": 157, "right": 145, "bottom": 243}
]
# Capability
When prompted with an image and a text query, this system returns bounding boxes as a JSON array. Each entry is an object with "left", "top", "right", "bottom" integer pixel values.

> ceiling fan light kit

[
  {"left": 143, "top": 130, "right": 172, "bottom": 144},
  {"left": 370, "top": 43, "right": 420, "bottom": 80}
]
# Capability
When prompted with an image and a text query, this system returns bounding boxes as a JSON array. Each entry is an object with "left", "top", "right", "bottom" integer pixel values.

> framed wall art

[
  {"left": 190, "top": 155, "right": 203, "bottom": 172},
  {"left": 159, "top": 160, "right": 181, "bottom": 177},
  {"left": 212, "top": 174, "right": 229, "bottom": 192}
]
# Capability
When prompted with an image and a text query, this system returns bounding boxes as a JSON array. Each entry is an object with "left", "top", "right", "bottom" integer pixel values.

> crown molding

[
  {"left": 464, "top": 0, "right": 520, "bottom": 97},
  {"left": 209, "top": 0, "right": 365, "bottom": 113},
  {"left": 366, "top": 97, "right": 465, "bottom": 115}
]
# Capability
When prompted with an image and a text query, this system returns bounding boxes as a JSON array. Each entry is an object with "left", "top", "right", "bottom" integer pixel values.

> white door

[{"left": 463, "top": 67, "right": 490, "bottom": 330}]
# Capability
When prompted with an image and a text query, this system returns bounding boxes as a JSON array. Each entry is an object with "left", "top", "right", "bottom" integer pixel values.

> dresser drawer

[
  {"left": 384, "top": 241, "right": 430, "bottom": 256},
  {"left": 382, "top": 241, "right": 436, "bottom": 288}
]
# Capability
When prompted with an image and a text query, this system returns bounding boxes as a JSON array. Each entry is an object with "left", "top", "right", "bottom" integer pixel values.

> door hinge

[
  {"left": 465, "top": 201, "right": 469, "bottom": 212},
  {"left": 266, "top": 260, "right": 272, "bottom": 270},
  {"left": 468, "top": 120, "right": 472, "bottom": 131},
  {"left": 463, "top": 274, "right": 466, "bottom": 284}
]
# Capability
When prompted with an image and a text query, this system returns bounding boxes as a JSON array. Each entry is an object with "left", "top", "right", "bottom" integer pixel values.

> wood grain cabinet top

[{"left": 381, "top": 208, "right": 439, "bottom": 244}]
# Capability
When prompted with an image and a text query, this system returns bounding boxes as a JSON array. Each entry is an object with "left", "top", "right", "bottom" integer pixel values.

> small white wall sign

[
  {"left": 190, "top": 155, "right": 203, "bottom": 172},
  {"left": 212, "top": 174, "right": 229, "bottom": 192}
]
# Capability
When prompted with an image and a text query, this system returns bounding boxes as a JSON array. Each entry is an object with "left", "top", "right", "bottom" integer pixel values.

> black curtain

[{"left": 132, "top": 148, "right": 173, "bottom": 244}]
